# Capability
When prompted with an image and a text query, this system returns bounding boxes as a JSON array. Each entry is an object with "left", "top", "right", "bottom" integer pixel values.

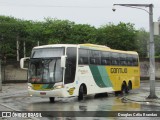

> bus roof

[
  {"left": 79, "top": 44, "right": 138, "bottom": 55},
  {"left": 33, "top": 44, "right": 78, "bottom": 49},
  {"left": 33, "top": 43, "right": 138, "bottom": 55}
]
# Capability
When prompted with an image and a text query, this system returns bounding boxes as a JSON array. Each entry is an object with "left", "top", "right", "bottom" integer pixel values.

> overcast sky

[{"left": 0, "top": 0, "right": 159, "bottom": 31}]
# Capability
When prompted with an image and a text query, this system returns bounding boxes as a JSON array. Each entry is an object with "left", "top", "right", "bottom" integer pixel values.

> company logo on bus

[
  {"left": 110, "top": 68, "right": 127, "bottom": 73},
  {"left": 68, "top": 87, "right": 75, "bottom": 95}
]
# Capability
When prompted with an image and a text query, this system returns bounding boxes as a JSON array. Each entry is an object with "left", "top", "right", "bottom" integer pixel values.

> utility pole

[
  {"left": 113, "top": 4, "right": 158, "bottom": 99},
  {"left": 147, "top": 4, "right": 157, "bottom": 98}
]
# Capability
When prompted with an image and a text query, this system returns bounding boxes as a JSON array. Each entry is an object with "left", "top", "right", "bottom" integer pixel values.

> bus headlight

[{"left": 54, "top": 85, "right": 64, "bottom": 89}]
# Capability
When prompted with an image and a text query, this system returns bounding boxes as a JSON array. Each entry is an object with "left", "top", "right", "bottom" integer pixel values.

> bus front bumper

[{"left": 28, "top": 88, "right": 68, "bottom": 98}]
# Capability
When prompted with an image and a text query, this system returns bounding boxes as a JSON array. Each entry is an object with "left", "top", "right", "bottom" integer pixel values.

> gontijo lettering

[{"left": 110, "top": 68, "right": 127, "bottom": 73}]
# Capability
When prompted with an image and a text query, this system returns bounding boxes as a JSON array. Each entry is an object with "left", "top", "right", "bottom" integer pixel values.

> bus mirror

[
  {"left": 61, "top": 56, "right": 66, "bottom": 68},
  {"left": 20, "top": 57, "right": 30, "bottom": 70}
]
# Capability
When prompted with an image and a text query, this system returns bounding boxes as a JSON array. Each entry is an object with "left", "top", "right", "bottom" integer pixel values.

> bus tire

[
  {"left": 115, "top": 91, "right": 121, "bottom": 96},
  {"left": 49, "top": 97, "right": 55, "bottom": 103},
  {"left": 78, "top": 85, "right": 84, "bottom": 101},
  {"left": 121, "top": 82, "right": 128, "bottom": 95},
  {"left": 128, "top": 81, "right": 132, "bottom": 91}
]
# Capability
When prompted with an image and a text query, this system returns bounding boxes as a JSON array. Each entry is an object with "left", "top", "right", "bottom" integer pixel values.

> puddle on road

[{"left": 25, "top": 94, "right": 142, "bottom": 112}]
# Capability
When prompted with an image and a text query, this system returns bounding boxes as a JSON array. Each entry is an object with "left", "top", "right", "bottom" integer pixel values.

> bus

[{"left": 20, "top": 44, "right": 140, "bottom": 102}]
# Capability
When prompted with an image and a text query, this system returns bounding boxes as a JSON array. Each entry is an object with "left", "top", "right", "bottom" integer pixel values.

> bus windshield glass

[
  {"left": 28, "top": 47, "right": 64, "bottom": 84},
  {"left": 31, "top": 47, "right": 64, "bottom": 58}
]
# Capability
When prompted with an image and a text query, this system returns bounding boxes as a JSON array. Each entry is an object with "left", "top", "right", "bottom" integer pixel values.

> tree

[
  {"left": 155, "top": 35, "right": 160, "bottom": 57},
  {"left": 69, "top": 24, "right": 97, "bottom": 44},
  {"left": 24, "top": 20, "right": 45, "bottom": 56},
  {"left": 2, "top": 15, "right": 156, "bottom": 60},
  {"left": 136, "top": 28, "right": 149, "bottom": 57},
  {"left": 44, "top": 18, "right": 74, "bottom": 44},
  {"left": 97, "top": 22, "right": 137, "bottom": 51},
  {"left": 0, "top": 16, "right": 21, "bottom": 60}
]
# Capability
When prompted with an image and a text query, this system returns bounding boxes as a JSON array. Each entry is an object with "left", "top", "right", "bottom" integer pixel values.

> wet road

[{"left": 1, "top": 81, "right": 160, "bottom": 120}]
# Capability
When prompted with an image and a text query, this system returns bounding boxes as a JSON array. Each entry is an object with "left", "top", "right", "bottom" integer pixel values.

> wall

[
  {"left": 140, "top": 58, "right": 160, "bottom": 79},
  {"left": 1, "top": 61, "right": 27, "bottom": 83}
]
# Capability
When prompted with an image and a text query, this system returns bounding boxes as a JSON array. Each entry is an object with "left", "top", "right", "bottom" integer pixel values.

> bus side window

[
  {"left": 90, "top": 58, "right": 96, "bottom": 64},
  {"left": 111, "top": 52, "right": 119, "bottom": 66},
  {"left": 127, "top": 54, "right": 133, "bottom": 66},
  {"left": 102, "top": 59, "right": 107, "bottom": 65},
  {"left": 90, "top": 50, "right": 101, "bottom": 65},
  {"left": 79, "top": 49, "right": 89, "bottom": 64},
  {"left": 133, "top": 55, "right": 138, "bottom": 66},
  {"left": 120, "top": 54, "right": 126, "bottom": 66},
  {"left": 101, "top": 51, "right": 110, "bottom": 65}
]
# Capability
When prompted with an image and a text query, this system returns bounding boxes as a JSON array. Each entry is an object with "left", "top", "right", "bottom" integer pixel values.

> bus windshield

[
  {"left": 28, "top": 47, "right": 64, "bottom": 84},
  {"left": 31, "top": 47, "right": 64, "bottom": 58},
  {"left": 28, "top": 58, "right": 63, "bottom": 84}
]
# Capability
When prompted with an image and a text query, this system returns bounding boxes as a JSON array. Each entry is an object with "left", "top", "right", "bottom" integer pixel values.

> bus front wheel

[
  {"left": 49, "top": 97, "right": 55, "bottom": 103},
  {"left": 78, "top": 85, "right": 84, "bottom": 101}
]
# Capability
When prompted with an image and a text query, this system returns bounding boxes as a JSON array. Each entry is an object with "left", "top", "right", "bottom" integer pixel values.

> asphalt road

[{"left": 1, "top": 81, "right": 160, "bottom": 120}]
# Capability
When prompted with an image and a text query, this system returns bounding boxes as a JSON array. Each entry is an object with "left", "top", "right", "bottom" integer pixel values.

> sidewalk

[
  {"left": 123, "top": 81, "right": 160, "bottom": 106},
  {"left": 123, "top": 91, "right": 160, "bottom": 105}
]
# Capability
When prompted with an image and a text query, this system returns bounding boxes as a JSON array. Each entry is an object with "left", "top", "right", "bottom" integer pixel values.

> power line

[{"left": 0, "top": 4, "right": 111, "bottom": 8}]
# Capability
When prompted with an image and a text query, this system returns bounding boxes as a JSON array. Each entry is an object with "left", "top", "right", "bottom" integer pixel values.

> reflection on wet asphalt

[
  {"left": 1, "top": 82, "right": 160, "bottom": 120},
  {"left": 26, "top": 93, "right": 141, "bottom": 111}
]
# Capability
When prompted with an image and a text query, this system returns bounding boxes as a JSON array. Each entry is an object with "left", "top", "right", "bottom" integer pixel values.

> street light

[{"left": 113, "top": 4, "right": 158, "bottom": 99}]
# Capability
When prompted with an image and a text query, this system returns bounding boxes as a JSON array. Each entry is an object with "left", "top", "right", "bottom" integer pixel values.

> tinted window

[
  {"left": 32, "top": 47, "right": 64, "bottom": 58},
  {"left": 64, "top": 47, "right": 77, "bottom": 84},
  {"left": 126, "top": 54, "right": 133, "bottom": 66},
  {"left": 119, "top": 54, "right": 127, "bottom": 66},
  {"left": 111, "top": 52, "right": 119, "bottom": 65},
  {"left": 79, "top": 49, "right": 89, "bottom": 64},
  {"left": 101, "top": 51, "right": 111, "bottom": 65},
  {"left": 90, "top": 50, "right": 101, "bottom": 65},
  {"left": 133, "top": 55, "right": 138, "bottom": 66}
]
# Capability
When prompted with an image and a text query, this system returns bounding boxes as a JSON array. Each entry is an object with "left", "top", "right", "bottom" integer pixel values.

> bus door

[{"left": 64, "top": 47, "right": 77, "bottom": 95}]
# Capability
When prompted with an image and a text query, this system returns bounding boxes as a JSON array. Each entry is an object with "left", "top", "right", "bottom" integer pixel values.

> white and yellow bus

[{"left": 20, "top": 44, "right": 140, "bottom": 102}]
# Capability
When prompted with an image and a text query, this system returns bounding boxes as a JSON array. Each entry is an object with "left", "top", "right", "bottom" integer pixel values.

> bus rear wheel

[
  {"left": 49, "top": 97, "right": 55, "bottom": 103},
  {"left": 78, "top": 85, "right": 84, "bottom": 101},
  {"left": 128, "top": 81, "right": 132, "bottom": 91}
]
